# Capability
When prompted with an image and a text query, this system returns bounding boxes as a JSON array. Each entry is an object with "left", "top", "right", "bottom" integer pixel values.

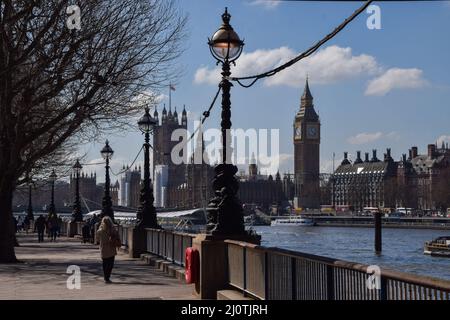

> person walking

[
  {"left": 23, "top": 216, "right": 30, "bottom": 234},
  {"left": 34, "top": 215, "right": 46, "bottom": 243},
  {"left": 96, "top": 216, "right": 120, "bottom": 283},
  {"left": 57, "top": 216, "right": 63, "bottom": 237},
  {"left": 49, "top": 214, "right": 58, "bottom": 241}
]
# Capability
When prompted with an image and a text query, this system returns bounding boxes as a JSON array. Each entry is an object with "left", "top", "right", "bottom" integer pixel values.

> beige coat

[{"left": 96, "top": 217, "right": 118, "bottom": 259}]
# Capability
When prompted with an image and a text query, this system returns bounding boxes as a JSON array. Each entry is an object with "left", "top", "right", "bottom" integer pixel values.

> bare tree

[{"left": 0, "top": 0, "right": 187, "bottom": 262}]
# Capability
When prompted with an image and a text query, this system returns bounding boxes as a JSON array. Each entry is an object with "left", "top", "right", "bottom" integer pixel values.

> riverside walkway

[{"left": 0, "top": 234, "right": 196, "bottom": 300}]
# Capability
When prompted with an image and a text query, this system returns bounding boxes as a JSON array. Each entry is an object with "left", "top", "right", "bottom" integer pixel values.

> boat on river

[
  {"left": 271, "top": 216, "right": 315, "bottom": 226},
  {"left": 424, "top": 236, "right": 450, "bottom": 257}
]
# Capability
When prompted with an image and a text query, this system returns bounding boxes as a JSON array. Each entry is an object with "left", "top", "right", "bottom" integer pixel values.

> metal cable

[
  {"left": 110, "top": 145, "right": 144, "bottom": 176},
  {"left": 230, "top": 0, "right": 373, "bottom": 88},
  {"left": 184, "top": 83, "right": 222, "bottom": 146}
]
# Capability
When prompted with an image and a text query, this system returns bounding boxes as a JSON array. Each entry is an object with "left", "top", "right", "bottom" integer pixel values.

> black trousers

[
  {"left": 102, "top": 256, "right": 115, "bottom": 281},
  {"left": 37, "top": 230, "right": 44, "bottom": 242}
]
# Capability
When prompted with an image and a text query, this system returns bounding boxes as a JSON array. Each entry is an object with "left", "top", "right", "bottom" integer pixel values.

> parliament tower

[{"left": 293, "top": 78, "right": 320, "bottom": 209}]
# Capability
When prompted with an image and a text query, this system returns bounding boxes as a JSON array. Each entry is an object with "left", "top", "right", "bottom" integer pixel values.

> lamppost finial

[{"left": 222, "top": 7, "right": 230, "bottom": 24}]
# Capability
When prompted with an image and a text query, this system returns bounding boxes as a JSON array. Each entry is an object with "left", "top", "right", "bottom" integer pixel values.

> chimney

[
  {"left": 371, "top": 149, "right": 379, "bottom": 162},
  {"left": 364, "top": 152, "right": 370, "bottom": 162},
  {"left": 408, "top": 149, "right": 412, "bottom": 160},
  {"left": 428, "top": 144, "right": 436, "bottom": 159},
  {"left": 411, "top": 146, "right": 418, "bottom": 159},
  {"left": 341, "top": 152, "right": 351, "bottom": 165},
  {"left": 385, "top": 148, "right": 393, "bottom": 162},
  {"left": 354, "top": 151, "right": 362, "bottom": 164},
  {"left": 402, "top": 154, "right": 407, "bottom": 162}
]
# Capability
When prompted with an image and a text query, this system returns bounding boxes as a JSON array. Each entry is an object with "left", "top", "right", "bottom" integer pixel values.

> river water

[{"left": 252, "top": 226, "right": 450, "bottom": 281}]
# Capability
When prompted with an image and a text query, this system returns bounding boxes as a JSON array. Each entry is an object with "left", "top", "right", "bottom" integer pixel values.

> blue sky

[{"left": 81, "top": 0, "right": 450, "bottom": 182}]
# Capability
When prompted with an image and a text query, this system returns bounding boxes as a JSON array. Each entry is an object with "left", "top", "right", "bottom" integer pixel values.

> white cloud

[
  {"left": 347, "top": 132, "right": 383, "bottom": 145},
  {"left": 248, "top": 0, "right": 280, "bottom": 9},
  {"left": 195, "top": 45, "right": 429, "bottom": 96},
  {"left": 266, "top": 46, "right": 379, "bottom": 87},
  {"left": 365, "top": 68, "right": 428, "bottom": 96},
  {"left": 347, "top": 131, "right": 400, "bottom": 145},
  {"left": 195, "top": 45, "right": 379, "bottom": 88}
]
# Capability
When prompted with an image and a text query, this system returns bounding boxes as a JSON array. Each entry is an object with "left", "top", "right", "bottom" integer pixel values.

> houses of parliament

[
  {"left": 150, "top": 79, "right": 322, "bottom": 211},
  {"left": 12, "top": 79, "right": 322, "bottom": 213}
]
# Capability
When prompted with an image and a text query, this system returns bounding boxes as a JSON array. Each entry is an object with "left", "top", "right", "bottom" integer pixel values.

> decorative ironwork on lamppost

[
  {"left": 72, "top": 159, "right": 83, "bottom": 222},
  {"left": 48, "top": 170, "right": 57, "bottom": 218},
  {"left": 26, "top": 178, "right": 34, "bottom": 221},
  {"left": 136, "top": 106, "right": 159, "bottom": 229},
  {"left": 206, "top": 7, "right": 246, "bottom": 235},
  {"left": 100, "top": 140, "right": 114, "bottom": 221}
]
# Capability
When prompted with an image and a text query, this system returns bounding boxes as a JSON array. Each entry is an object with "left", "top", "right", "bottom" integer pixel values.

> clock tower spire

[{"left": 293, "top": 77, "right": 320, "bottom": 209}]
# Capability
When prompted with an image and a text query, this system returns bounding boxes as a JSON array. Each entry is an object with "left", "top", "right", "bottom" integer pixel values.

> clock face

[
  {"left": 294, "top": 125, "right": 302, "bottom": 139},
  {"left": 307, "top": 125, "right": 318, "bottom": 138}
]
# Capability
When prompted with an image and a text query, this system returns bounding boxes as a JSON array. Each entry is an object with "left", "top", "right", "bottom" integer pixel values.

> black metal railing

[
  {"left": 226, "top": 240, "right": 450, "bottom": 300},
  {"left": 145, "top": 228, "right": 195, "bottom": 267}
]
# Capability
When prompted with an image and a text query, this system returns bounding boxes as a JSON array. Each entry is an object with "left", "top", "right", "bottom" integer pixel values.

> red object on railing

[{"left": 185, "top": 247, "right": 199, "bottom": 284}]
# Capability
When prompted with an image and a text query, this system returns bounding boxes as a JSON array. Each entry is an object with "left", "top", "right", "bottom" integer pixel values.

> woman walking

[{"left": 96, "top": 216, "right": 120, "bottom": 283}]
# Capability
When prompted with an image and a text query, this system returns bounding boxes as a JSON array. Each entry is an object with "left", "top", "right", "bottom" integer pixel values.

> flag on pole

[{"left": 169, "top": 84, "right": 176, "bottom": 91}]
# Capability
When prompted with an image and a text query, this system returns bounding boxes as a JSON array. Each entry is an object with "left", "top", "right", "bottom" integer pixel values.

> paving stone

[{"left": 0, "top": 234, "right": 197, "bottom": 300}]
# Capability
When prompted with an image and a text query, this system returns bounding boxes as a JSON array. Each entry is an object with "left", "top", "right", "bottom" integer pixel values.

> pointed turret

[
  {"left": 173, "top": 107, "right": 179, "bottom": 125},
  {"left": 153, "top": 106, "right": 159, "bottom": 126},
  {"left": 301, "top": 76, "right": 313, "bottom": 101},
  {"left": 249, "top": 152, "right": 257, "bottom": 179},
  {"left": 181, "top": 105, "right": 188, "bottom": 127},
  {"left": 162, "top": 104, "right": 167, "bottom": 124},
  {"left": 296, "top": 77, "right": 319, "bottom": 122}
]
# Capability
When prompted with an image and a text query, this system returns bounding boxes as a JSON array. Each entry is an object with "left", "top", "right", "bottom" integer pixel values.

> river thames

[{"left": 253, "top": 226, "right": 450, "bottom": 281}]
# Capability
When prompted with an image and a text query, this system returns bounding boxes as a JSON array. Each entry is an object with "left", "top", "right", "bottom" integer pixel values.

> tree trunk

[{"left": 0, "top": 183, "right": 18, "bottom": 263}]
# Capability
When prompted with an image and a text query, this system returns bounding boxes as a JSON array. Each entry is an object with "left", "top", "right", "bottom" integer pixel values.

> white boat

[{"left": 271, "top": 216, "right": 315, "bottom": 226}]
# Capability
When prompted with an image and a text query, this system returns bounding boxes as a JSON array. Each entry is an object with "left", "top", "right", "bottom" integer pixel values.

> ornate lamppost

[
  {"left": 72, "top": 159, "right": 83, "bottom": 222},
  {"left": 26, "top": 178, "right": 34, "bottom": 221},
  {"left": 136, "top": 106, "right": 159, "bottom": 228},
  {"left": 100, "top": 140, "right": 114, "bottom": 220},
  {"left": 48, "top": 170, "right": 57, "bottom": 218},
  {"left": 206, "top": 8, "right": 245, "bottom": 235}
]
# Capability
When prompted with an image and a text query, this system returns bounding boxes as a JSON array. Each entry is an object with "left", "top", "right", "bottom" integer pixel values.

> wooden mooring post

[{"left": 374, "top": 211, "right": 382, "bottom": 254}]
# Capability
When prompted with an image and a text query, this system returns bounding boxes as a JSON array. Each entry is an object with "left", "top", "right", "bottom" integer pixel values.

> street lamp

[
  {"left": 26, "top": 178, "right": 34, "bottom": 221},
  {"left": 136, "top": 106, "right": 159, "bottom": 228},
  {"left": 48, "top": 169, "right": 57, "bottom": 218},
  {"left": 206, "top": 8, "right": 245, "bottom": 235},
  {"left": 72, "top": 159, "right": 83, "bottom": 222},
  {"left": 100, "top": 140, "right": 114, "bottom": 220}
]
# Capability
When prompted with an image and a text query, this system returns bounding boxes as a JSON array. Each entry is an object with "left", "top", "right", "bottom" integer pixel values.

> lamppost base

[{"left": 207, "top": 163, "right": 246, "bottom": 236}]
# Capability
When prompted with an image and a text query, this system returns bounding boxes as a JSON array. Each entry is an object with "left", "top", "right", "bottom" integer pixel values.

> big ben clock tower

[{"left": 293, "top": 78, "right": 320, "bottom": 209}]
